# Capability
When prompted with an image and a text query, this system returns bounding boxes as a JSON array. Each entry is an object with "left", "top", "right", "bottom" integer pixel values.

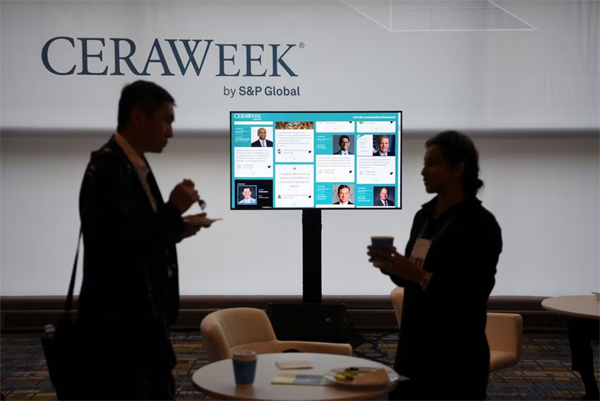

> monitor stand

[
  {"left": 266, "top": 209, "right": 364, "bottom": 346},
  {"left": 302, "top": 209, "right": 322, "bottom": 303}
]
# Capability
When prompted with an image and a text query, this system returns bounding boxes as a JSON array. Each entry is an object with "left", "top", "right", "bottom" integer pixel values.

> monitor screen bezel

[{"left": 229, "top": 110, "right": 403, "bottom": 211}]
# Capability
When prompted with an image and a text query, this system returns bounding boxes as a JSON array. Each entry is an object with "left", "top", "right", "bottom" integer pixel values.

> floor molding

[{"left": 1, "top": 295, "right": 568, "bottom": 332}]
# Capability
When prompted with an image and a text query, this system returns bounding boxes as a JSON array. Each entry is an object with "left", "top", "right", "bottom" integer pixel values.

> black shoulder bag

[
  {"left": 40, "top": 229, "right": 83, "bottom": 400},
  {"left": 41, "top": 160, "right": 97, "bottom": 400}
]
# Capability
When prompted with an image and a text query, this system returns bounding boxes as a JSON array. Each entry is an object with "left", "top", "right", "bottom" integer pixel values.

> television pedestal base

[
  {"left": 266, "top": 210, "right": 365, "bottom": 347},
  {"left": 267, "top": 303, "right": 349, "bottom": 343}
]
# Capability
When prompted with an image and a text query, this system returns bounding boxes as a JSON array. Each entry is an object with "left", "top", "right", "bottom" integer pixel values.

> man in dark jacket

[{"left": 76, "top": 80, "right": 205, "bottom": 400}]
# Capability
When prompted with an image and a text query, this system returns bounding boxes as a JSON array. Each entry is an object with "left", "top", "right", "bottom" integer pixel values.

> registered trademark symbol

[{"left": 299, "top": 42, "right": 305, "bottom": 48}]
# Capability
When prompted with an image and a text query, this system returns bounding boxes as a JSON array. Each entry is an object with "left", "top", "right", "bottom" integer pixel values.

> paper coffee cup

[
  {"left": 232, "top": 350, "right": 257, "bottom": 386},
  {"left": 371, "top": 236, "right": 394, "bottom": 250}
]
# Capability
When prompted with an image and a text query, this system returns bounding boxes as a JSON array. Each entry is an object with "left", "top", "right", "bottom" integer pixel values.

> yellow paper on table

[
  {"left": 276, "top": 360, "right": 313, "bottom": 370},
  {"left": 271, "top": 373, "right": 332, "bottom": 386}
]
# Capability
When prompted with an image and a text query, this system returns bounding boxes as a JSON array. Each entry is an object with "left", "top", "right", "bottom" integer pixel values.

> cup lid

[{"left": 233, "top": 350, "right": 257, "bottom": 361}]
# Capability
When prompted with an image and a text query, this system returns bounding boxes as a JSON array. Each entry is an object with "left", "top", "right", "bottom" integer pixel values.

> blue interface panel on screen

[{"left": 230, "top": 111, "right": 402, "bottom": 210}]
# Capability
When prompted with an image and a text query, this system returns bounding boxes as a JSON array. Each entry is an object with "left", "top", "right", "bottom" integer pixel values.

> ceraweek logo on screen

[
  {"left": 233, "top": 114, "right": 262, "bottom": 119},
  {"left": 41, "top": 37, "right": 305, "bottom": 98}
]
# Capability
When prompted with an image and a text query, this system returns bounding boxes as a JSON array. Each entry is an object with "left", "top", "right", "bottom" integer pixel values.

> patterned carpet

[{"left": 1, "top": 331, "right": 598, "bottom": 400}]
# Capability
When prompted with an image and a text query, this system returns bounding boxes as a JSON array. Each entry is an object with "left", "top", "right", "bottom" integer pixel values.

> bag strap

[
  {"left": 64, "top": 228, "right": 82, "bottom": 314},
  {"left": 64, "top": 152, "right": 98, "bottom": 315}
]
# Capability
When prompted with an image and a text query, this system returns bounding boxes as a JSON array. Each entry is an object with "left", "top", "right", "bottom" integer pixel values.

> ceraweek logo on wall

[{"left": 41, "top": 37, "right": 304, "bottom": 98}]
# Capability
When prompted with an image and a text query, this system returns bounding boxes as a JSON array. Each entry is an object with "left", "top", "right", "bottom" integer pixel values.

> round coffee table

[
  {"left": 191, "top": 352, "right": 406, "bottom": 401},
  {"left": 541, "top": 295, "right": 599, "bottom": 319},
  {"left": 542, "top": 295, "right": 599, "bottom": 399}
]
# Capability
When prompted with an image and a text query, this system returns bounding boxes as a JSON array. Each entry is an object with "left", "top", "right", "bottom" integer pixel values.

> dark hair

[
  {"left": 117, "top": 80, "right": 175, "bottom": 132},
  {"left": 425, "top": 130, "right": 484, "bottom": 196},
  {"left": 339, "top": 135, "right": 350, "bottom": 146},
  {"left": 337, "top": 184, "right": 350, "bottom": 193}
]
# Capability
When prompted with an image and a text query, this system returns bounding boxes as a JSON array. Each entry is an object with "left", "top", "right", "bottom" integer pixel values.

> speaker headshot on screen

[
  {"left": 334, "top": 184, "right": 354, "bottom": 205},
  {"left": 238, "top": 186, "right": 257, "bottom": 204},
  {"left": 373, "top": 186, "right": 395, "bottom": 207},
  {"left": 251, "top": 127, "right": 273, "bottom": 148},
  {"left": 373, "top": 135, "right": 395, "bottom": 156},
  {"left": 333, "top": 135, "right": 353, "bottom": 155}
]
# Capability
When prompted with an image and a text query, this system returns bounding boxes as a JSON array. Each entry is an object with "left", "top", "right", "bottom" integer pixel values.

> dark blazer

[
  {"left": 77, "top": 135, "right": 185, "bottom": 386},
  {"left": 334, "top": 201, "right": 354, "bottom": 205},
  {"left": 333, "top": 149, "right": 354, "bottom": 155},
  {"left": 251, "top": 139, "right": 273, "bottom": 147},
  {"left": 374, "top": 198, "right": 394, "bottom": 206},
  {"left": 387, "top": 196, "right": 501, "bottom": 400},
  {"left": 373, "top": 151, "right": 395, "bottom": 156}
]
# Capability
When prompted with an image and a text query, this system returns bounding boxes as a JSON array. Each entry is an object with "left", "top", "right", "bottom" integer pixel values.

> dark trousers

[
  {"left": 390, "top": 336, "right": 489, "bottom": 401},
  {"left": 68, "top": 329, "right": 176, "bottom": 401},
  {"left": 72, "top": 360, "right": 175, "bottom": 400},
  {"left": 388, "top": 376, "right": 488, "bottom": 400},
  {"left": 568, "top": 317, "right": 600, "bottom": 399}
]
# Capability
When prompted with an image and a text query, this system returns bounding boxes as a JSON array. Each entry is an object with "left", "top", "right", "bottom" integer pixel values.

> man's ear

[{"left": 130, "top": 107, "right": 144, "bottom": 129}]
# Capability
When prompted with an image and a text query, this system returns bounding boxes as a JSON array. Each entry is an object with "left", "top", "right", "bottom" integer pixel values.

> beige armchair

[
  {"left": 389, "top": 287, "right": 523, "bottom": 372},
  {"left": 200, "top": 307, "right": 353, "bottom": 363},
  {"left": 486, "top": 312, "right": 523, "bottom": 371},
  {"left": 391, "top": 286, "right": 405, "bottom": 330}
]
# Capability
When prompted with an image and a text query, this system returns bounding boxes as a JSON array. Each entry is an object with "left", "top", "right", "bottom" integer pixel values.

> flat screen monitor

[{"left": 230, "top": 111, "right": 402, "bottom": 210}]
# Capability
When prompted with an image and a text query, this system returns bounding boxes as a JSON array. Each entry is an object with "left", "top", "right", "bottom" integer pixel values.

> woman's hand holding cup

[{"left": 368, "top": 236, "right": 423, "bottom": 283}]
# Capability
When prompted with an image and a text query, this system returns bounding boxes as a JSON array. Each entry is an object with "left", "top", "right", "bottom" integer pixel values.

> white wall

[
  {"left": 1, "top": 1, "right": 598, "bottom": 298},
  {"left": 2, "top": 0, "right": 598, "bottom": 133},
  {"left": 1, "top": 134, "right": 598, "bottom": 297}
]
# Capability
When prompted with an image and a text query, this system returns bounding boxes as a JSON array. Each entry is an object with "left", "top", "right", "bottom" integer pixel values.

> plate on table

[
  {"left": 184, "top": 217, "right": 222, "bottom": 227},
  {"left": 324, "top": 366, "right": 400, "bottom": 387}
]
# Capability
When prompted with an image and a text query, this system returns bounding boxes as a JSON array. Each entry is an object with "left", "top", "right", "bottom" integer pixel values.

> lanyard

[{"left": 418, "top": 215, "right": 457, "bottom": 242}]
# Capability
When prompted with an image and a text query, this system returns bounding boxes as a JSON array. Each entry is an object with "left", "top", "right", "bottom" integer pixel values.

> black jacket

[
  {"left": 77, "top": 135, "right": 184, "bottom": 366},
  {"left": 374, "top": 198, "right": 394, "bottom": 207},
  {"left": 251, "top": 139, "right": 273, "bottom": 147},
  {"left": 389, "top": 196, "right": 502, "bottom": 400}
]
